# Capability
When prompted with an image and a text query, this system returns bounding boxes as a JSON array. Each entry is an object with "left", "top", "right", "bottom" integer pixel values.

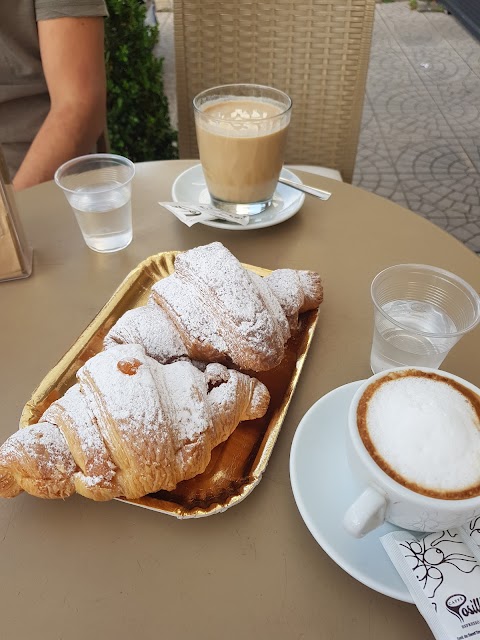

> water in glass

[
  {"left": 370, "top": 299, "right": 457, "bottom": 373},
  {"left": 70, "top": 183, "right": 132, "bottom": 253}
]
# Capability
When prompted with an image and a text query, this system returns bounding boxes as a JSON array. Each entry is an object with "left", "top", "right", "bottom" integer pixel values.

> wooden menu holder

[{"left": 0, "top": 147, "right": 33, "bottom": 282}]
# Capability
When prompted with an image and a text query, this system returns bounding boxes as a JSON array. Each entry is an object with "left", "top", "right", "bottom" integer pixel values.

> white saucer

[
  {"left": 290, "top": 381, "right": 413, "bottom": 604},
  {"left": 171, "top": 164, "right": 305, "bottom": 230}
]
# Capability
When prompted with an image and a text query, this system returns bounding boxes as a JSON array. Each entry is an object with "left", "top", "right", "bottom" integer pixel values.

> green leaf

[{"left": 104, "top": 0, "right": 178, "bottom": 162}]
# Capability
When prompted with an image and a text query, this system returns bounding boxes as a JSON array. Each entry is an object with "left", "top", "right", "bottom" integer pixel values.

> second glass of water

[
  {"left": 370, "top": 264, "right": 480, "bottom": 373},
  {"left": 55, "top": 153, "right": 135, "bottom": 253}
]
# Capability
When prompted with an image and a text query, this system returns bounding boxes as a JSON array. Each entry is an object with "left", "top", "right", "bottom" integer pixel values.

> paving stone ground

[
  {"left": 155, "top": 2, "right": 480, "bottom": 253},
  {"left": 354, "top": 2, "right": 480, "bottom": 253}
]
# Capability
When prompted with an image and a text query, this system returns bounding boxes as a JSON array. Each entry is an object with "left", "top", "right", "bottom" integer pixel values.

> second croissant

[{"left": 105, "top": 241, "right": 323, "bottom": 371}]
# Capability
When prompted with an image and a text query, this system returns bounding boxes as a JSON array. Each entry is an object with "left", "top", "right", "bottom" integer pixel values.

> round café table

[{"left": 2, "top": 160, "right": 479, "bottom": 640}]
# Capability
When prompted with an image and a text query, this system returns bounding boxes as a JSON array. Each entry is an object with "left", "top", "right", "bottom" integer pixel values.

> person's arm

[{"left": 13, "top": 16, "right": 106, "bottom": 191}]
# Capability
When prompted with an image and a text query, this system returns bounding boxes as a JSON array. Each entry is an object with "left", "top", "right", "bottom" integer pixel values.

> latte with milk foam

[
  {"left": 357, "top": 369, "right": 480, "bottom": 500},
  {"left": 195, "top": 97, "right": 289, "bottom": 204}
]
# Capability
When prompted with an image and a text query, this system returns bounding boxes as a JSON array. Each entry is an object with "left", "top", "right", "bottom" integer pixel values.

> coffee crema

[
  {"left": 195, "top": 97, "right": 289, "bottom": 204},
  {"left": 357, "top": 369, "right": 480, "bottom": 500}
]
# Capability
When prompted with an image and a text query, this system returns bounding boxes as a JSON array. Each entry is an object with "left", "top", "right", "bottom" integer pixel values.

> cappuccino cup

[
  {"left": 343, "top": 367, "right": 480, "bottom": 538},
  {"left": 193, "top": 84, "right": 292, "bottom": 216}
]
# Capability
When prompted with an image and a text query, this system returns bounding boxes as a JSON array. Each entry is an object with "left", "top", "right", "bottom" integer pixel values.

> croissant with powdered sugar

[
  {"left": 104, "top": 242, "right": 323, "bottom": 372},
  {"left": 0, "top": 344, "right": 270, "bottom": 501}
]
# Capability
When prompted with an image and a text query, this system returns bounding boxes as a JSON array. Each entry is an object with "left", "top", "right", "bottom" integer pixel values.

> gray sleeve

[{"left": 35, "top": 0, "right": 108, "bottom": 21}]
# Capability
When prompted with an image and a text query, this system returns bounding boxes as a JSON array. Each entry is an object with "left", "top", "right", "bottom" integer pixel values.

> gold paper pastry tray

[{"left": 20, "top": 251, "right": 319, "bottom": 518}]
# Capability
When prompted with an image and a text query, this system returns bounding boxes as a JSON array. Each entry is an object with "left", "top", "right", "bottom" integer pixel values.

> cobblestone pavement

[
  {"left": 155, "top": 2, "right": 480, "bottom": 253},
  {"left": 354, "top": 2, "right": 480, "bottom": 253}
]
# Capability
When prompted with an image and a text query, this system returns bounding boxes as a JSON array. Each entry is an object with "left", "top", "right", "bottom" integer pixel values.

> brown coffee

[
  {"left": 357, "top": 369, "right": 480, "bottom": 500},
  {"left": 195, "top": 97, "right": 289, "bottom": 204}
]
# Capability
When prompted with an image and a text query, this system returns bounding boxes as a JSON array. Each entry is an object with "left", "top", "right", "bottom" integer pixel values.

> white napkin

[
  {"left": 460, "top": 518, "right": 480, "bottom": 563},
  {"left": 381, "top": 527, "right": 480, "bottom": 640},
  {"left": 159, "top": 202, "right": 250, "bottom": 227}
]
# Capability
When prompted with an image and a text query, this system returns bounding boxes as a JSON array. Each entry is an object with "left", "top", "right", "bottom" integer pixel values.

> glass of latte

[
  {"left": 343, "top": 367, "right": 480, "bottom": 538},
  {"left": 193, "top": 84, "right": 292, "bottom": 216}
]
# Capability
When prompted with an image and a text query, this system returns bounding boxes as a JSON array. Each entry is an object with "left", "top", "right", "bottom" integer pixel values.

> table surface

[{"left": 2, "top": 160, "right": 479, "bottom": 639}]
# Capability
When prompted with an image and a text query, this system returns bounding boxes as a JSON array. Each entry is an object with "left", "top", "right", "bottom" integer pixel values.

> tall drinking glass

[
  {"left": 370, "top": 264, "right": 480, "bottom": 373},
  {"left": 194, "top": 84, "right": 292, "bottom": 216}
]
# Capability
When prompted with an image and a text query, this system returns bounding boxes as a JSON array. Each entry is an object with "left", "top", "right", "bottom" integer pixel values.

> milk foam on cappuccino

[{"left": 360, "top": 372, "right": 480, "bottom": 499}]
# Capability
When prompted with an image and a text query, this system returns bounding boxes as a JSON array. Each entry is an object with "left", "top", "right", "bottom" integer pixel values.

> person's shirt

[{"left": 0, "top": 0, "right": 108, "bottom": 180}]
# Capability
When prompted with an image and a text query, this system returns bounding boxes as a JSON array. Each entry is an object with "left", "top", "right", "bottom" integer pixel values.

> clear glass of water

[
  {"left": 370, "top": 264, "right": 480, "bottom": 374},
  {"left": 54, "top": 153, "right": 135, "bottom": 253}
]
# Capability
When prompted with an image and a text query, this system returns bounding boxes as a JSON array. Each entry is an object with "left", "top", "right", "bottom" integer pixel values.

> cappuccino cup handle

[{"left": 343, "top": 487, "right": 387, "bottom": 538}]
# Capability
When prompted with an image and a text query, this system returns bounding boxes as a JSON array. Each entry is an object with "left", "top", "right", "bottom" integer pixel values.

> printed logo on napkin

[
  {"left": 159, "top": 202, "right": 250, "bottom": 227},
  {"left": 382, "top": 529, "right": 480, "bottom": 640}
]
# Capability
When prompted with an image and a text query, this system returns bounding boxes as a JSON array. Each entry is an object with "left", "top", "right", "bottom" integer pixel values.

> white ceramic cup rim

[
  {"left": 54, "top": 153, "right": 136, "bottom": 196},
  {"left": 348, "top": 366, "right": 480, "bottom": 511},
  {"left": 371, "top": 263, "right": 480, "bottom": 339}
]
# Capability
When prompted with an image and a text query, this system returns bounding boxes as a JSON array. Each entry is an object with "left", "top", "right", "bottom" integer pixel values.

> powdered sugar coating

[
  {"left": 79, "top": 345, "right": 168, "bottom": 451},
  {"left": 0, "top": 423, "right": 74, "bottom": 474},
  {"left": 75, "top": 344, "right": 269, "bottom": 497},
  {"left": 154, "top": 360, "right": 211, "bottom": 445},
  {"left": 0, "top": 422, "right": 76, "bottom": 499},
  {"left": 248, "top": 272, "right": 290, "bottom": 342},
  {"left": 263, "top": 270, "right": 304, "bottom": 329},
  {"left": 41, "top": 385, "right": 116, "bottom": 497},
  {"left": 153, "top": 242, "right": 292, "bottom": 370},
  {"left": 297, "top": 270, "right": 324, "bottom": 311},
  {"left": 104, "top": 305, "right": 188, "bottom": 364},
  {"left": 265, "top": 269, "right": 324, "bottom": 328},
  {"left": 78, "top": 344, "right": 178, "bottom": 496},
  {"left": 175, "top": 243, "right": 280, "bottom": 340},
  {"left": 42, "top": 385, "right": 103, "bottom": 465},
  {"left": 111, "top": 243, "right": 323, "bottom": 373},
  {"left": 205, "top": 362, "right": 269, "bottom": 426},
  {"left": 0, "top": 339, "right": 271, "bottom": 501},
  {"left": 152, "top": 274, "right": 228, "bottom": 361}
]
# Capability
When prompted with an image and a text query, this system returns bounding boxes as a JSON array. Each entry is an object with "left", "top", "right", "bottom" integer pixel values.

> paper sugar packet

[
  {"left": 381, "top": 529, "right": 480, "bottom": 640},
  {"left": 159, "top": 202, "right": 250, "bottom": 227}
]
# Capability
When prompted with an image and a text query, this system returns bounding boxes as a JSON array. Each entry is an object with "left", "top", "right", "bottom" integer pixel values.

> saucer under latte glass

[{"left": 193, "top": 84, "right": 292, "bottom": 216}]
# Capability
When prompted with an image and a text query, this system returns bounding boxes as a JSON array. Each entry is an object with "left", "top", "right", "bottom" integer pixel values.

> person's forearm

[{"left": 13, "top": 101, "right": 105, "bottom": 191}]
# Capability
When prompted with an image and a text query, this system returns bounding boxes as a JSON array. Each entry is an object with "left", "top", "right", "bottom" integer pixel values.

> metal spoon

[{"left": 279, "top": 177, "right": 332, "bottom": 201}]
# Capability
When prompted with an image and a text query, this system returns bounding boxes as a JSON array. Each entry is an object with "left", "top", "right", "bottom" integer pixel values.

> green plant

[
  {"left": 409, "top": 0, "right": 446, "bottom": 10},
  {"left": 104, "top": 0, "right": 178, "bottom": 161}
]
